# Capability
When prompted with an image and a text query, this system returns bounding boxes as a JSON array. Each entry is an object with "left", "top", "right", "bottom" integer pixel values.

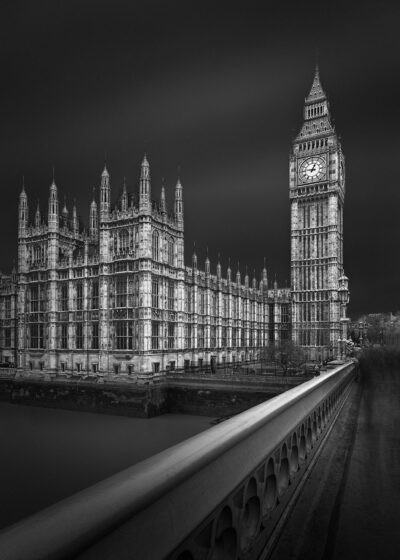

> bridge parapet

[{"left": 0, "top": 361, "right": 356, "bottom": 560}]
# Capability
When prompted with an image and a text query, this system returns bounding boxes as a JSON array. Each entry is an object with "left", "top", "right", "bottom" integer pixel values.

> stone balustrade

[{"left": 0, "top": 361, "right": 355, "bottom": 560}]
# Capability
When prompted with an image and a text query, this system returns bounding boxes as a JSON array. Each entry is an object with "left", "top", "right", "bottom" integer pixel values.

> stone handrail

[{"left": 0, "top": 361, "right": 355, "bottom": 560}]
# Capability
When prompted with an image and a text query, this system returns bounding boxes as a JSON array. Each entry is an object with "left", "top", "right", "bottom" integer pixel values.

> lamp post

[
  {"left": 338, "top": 274, "right": 350, "bottom": 361},
  {"left": 358, "top": 321, "right": 364, "bottom": 347}
]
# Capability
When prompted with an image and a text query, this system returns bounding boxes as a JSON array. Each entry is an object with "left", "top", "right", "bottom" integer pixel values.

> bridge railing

[{"left": 0, "top": 361, "right": 356, "bottom": 560}]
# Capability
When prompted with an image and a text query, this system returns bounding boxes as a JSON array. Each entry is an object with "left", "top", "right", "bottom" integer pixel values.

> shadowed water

[{"left": 0, "top": 402, "right": 214, "bottom": 530}]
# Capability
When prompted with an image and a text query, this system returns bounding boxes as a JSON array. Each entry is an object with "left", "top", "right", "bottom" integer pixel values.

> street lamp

[
  {"left": 338, "top": 274, "right": 350, "bottom": 361},
  {"left": 358, "top": 321, "right": 364, "bottom": 347}
]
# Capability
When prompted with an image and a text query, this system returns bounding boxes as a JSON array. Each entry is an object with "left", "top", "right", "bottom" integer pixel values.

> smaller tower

[
  {"left": 227, "top": 259, "right": 232, "bottom": 283},
  {"left": 244, "top": 267, "right": 249, "bottom": 288},
  {"left": 192, "top": 247, "right": 198, "bottom": 270},
  {"left": 72, "top": 201, "right": 79, "bottom": 236},
  {"left": 160, "top": 179, "right": 167, "bottom": 216},
  {"left": 236, "top": 263, "right": 241, "bottom": 286},
  {"left": 121, "top": 178, "right": 128, "bottom": 212},
  {"left": 35, "top": 201, "right": 41, "bottom": 228},
  {"left": 174, "top": 177, "right": 184, "bottom": 228},
  {"left": 205, "top": 250, "right": 210, "bottom": 276},
  {"left": 216, "top": 255, "right": 222, "bottom": 281},
  {"left": 100, "top": 164, "right": 110, "bottom": 222},
  {"left": 139, "top": 154, "right": 151, "bottom": 212},
  {"left": 89, "top": 189, "right": 98, "bottom": 240},
  {"left": 262, "top": 258, "right": 268, "bottom": 290},
  {"left": 18, "top": 180, "right": 28, "bottom": 237},
  {"left": 48, "top": 177, "right": 59, "bottom": 232},
  {"left": 61, "top": 196, "right": 69, "bottom": 228}
]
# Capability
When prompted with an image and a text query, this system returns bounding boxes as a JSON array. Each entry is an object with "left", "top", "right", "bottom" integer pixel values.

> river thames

[{"left": 0, "top": 402, "right": 214, "bottom": 530}]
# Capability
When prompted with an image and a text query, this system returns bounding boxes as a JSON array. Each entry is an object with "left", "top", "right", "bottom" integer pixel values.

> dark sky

[{"left": 0, "top": 0, "right": 399, "bottom": 318}]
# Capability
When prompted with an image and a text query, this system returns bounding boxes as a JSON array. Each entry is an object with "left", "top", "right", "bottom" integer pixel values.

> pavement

[{"left": 270, "top": 366, "right": 400, "bottom": 560}]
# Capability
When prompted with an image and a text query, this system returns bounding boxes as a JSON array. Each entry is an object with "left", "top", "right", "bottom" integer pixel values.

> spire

[
  {"left": 174, "top": 175, "right": 183, "bottom": 227},
  {"left": 252, "top": 269, "right": 257, "bottom": 289},
  {"left": 100, "top": 162, "right": 111, "bottom": 221},
  {"left": 20, "top": 176, "right": 27, "bottom": 199},
  {"left": 160, "top": 178, "right": 167, "bottom": 215},
  {"left": 296, "top": 64, "right": 333, "bottom": 140},
  {"left": 205, "top": 247, "right": 210, "bottom": 276},
  {"left": 72, "top": 200, "right": 79, "bottom": 235},
  {"left": 48, "top": 172, "right": 59, "bottom": 231},
  {"left": 35, "top": 200, "right": 41, "bottom": 227},
  {"left": 305, "top": 64, "right": 326, "bottom": 102},
  {"left": 236, "top": 262, "right": 241, "bottom": 285},
  {"left": 192, "top": 242, "right": 197, "bottom": 270},
  {"left": 244, "top": 266, "right": 249, "bottom": 288},
  {"left": 102, "top": 163, "right": 109, "bottom": 178},
  {"left": 262, "top": 257, "right": 268, "bottom": 289},
  {"left": 19, "top": 177, "right": 28, "bottom": 236},
  {"left": 227, "top": 257, "right": 232, "bottom": 282},
  {"left": 216, "top": 253, "right": 221, "bottom": 280},
  {"left": 90, "top": 188, "right": 98, "bottom": 240},
  {"left": 139, "top": 153, "right": 151, "bottom": 211},
  {"left": 121, "top": 177, "right": 128, "bottom": 212},
  {"left": 62, "top": 195, "right": 68, "bottom": 217}
]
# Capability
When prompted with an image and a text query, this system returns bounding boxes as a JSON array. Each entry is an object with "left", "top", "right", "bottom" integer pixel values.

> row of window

[
  {"left": 296, "top": 264, "right": 329, "bottom": 291},
  {"left": 298, "top": 137, "right": 328, "bottom": 152},
  {"left": 297, "top": 302, "right": 330, "bottom": 323},
  {"left": 299, "top": 328, "right": 330, "bottom": 347}
]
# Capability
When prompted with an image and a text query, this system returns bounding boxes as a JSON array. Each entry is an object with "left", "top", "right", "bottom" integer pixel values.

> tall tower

[
  {"left": 139, "top": 154, "right": 151, "bottom": 213},
  {"left": 290, "top": 66, "right": 348, "bottom": 360},
  {"left": 100, "top": 164, "right": 110, "bottom": 222}
]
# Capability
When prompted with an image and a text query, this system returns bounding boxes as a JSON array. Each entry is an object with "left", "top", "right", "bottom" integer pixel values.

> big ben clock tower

[{"left": 290, "top": 66, "right": 349, "bottom": 360}]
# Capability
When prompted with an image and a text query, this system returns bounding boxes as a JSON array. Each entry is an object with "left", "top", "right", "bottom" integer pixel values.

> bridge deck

[{"left": 271, "top": 366, "right": 400, "bottom": 560}]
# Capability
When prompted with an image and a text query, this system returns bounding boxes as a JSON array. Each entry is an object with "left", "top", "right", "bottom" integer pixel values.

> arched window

[
  {"left": 167, "top": 237, "right": 174, "bottom": 266},
  {"left": 152, "top": 230, "right": 159, "bottom": 261},
  {"left": 119, "top": 229, "right": 129, "bottom": 253}
]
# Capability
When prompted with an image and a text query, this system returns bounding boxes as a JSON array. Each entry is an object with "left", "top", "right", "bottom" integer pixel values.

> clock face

[{"left": 299, "top": 157, "right": 326, "bottom": 184}]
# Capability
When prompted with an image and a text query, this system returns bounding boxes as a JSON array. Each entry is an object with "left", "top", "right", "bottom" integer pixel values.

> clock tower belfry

[{"left": 290, "top": 66, "right": 349, "bottom": 360}]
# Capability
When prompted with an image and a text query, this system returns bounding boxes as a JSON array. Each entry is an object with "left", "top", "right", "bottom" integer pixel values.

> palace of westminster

[{"left": 0, "top": 67, "right": 350, "bottom": 376}]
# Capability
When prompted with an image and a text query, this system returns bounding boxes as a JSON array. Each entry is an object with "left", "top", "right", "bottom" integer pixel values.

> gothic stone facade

[
  {"left": 15, "top": 156, "right": 290, "bottom": 377},
  {"left": 1, "top": 66, "right": 348, "bottom": 376}
]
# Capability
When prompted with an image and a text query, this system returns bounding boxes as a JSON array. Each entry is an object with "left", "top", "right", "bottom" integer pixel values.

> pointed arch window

[
  {"left": 167, "top": 237, "right": 174, "bottom": 266},
  {"left": 119, "top": 229, "right": 129, "bottom": 254},
  {"left": 152, "top": 230, "right": 159, "bottom": 261}
]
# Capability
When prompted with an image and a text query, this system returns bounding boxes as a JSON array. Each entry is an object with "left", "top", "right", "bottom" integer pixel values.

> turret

[
  {"left": 48, "top": 177, "right": 59, "bottom": 232},
  {"left": 18, "top": 180, "right": 28, "bottom": 237},
  {"left": 160, "top": 179, "right": 167, "bottom": 216},
  {"left": 216, "top": 255, "right": 222, "bottom": 281},
  {"left": 205, "top": 252, "right": 210, "bottom": 276},
  {"left": 192, "top": 247, "right": 197, "bottom": 271},
  {"left": 139, "top": 154, "right": 151, "bottom": 212},
  {"left": 244, "top": 267, "right": 249, "bottom": 289},
  {"left": 252, "top": 270, "right": 257, "bottom": 289},
  {"left": 227, "top": 259, "right": 232, "bottom": 283},
  {"left": 61, "top": 196, "right": 69, "bottom": 228},
  {"left": 89, "top": 190, "right": 98, "bottom": 240},
  {"left": 262, "top": 258, "right": 268, "bottom": 290},
  {"left": 35, "top": 201, "right": 41, "bottom": 228},
  {"left": 174, "top": 177, "right": 183, "bottom": 227},
  {"left": 72, "top": 201, "right": 79, "bottom": 235},
  {"left": 121, "top": 178, "right": 128, "bottom": 212},
  {"left": 100, "top": 164, "right": 110, "bottom": 222},
  {"left": 236, "top": 263, "right": 241, "bottom": 286}
]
